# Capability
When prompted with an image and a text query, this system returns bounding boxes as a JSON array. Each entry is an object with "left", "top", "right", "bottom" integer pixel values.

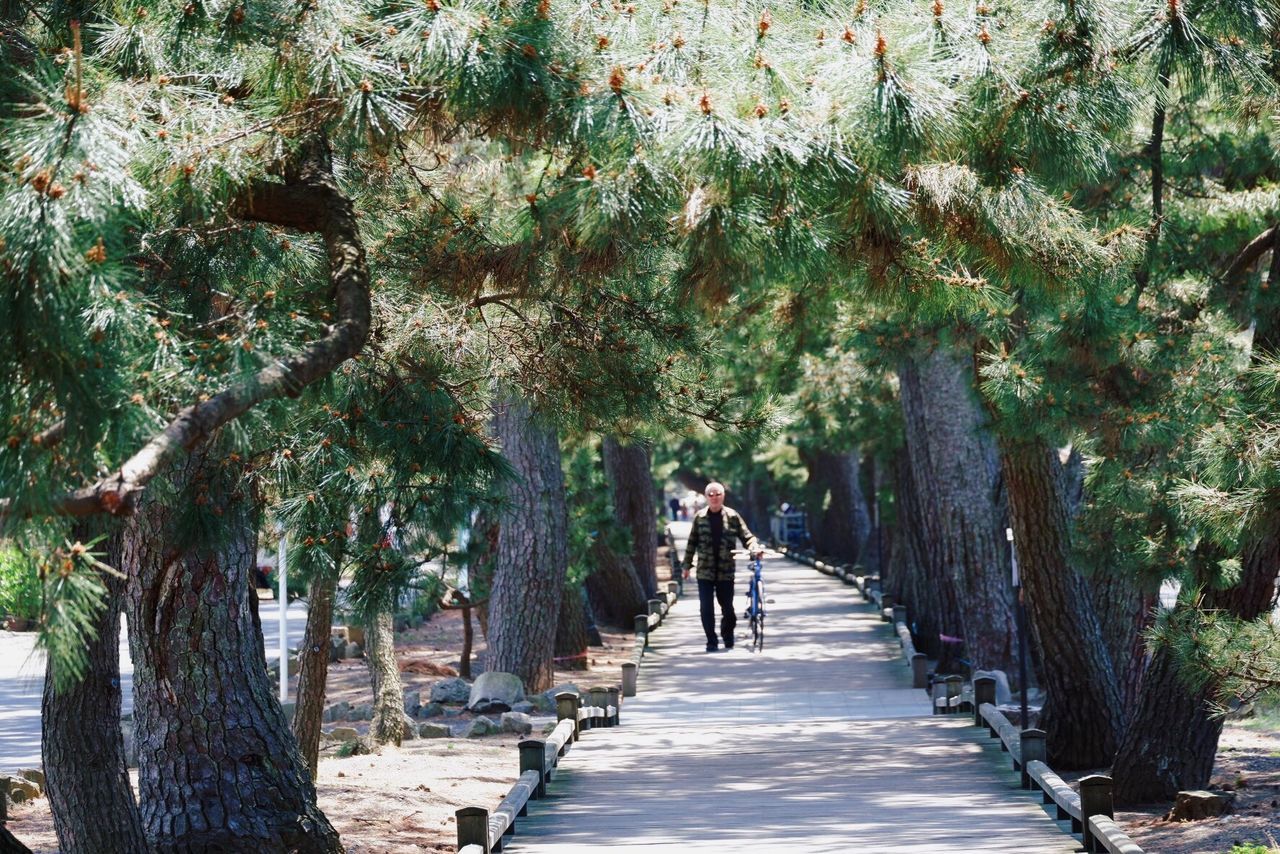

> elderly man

[{"left": 683, "top": 482, "right": 760, "bottom": 652}]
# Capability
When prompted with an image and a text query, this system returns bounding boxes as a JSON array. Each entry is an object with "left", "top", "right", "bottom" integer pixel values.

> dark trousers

[{"left": 698, "top": 579, "right": 736, "bottom": 647}]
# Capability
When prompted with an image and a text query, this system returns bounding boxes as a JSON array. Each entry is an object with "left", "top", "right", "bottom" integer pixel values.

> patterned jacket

[{"left": 684, "top": 506, "right": 758, "bottom": 582}]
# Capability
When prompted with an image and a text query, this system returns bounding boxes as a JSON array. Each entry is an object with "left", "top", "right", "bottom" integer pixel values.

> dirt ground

[
  {"left": 5, "top": 592, "right": 644, "bottom": 853},
  {"left": 1118, "top": 718, "right": 1280, "bottom": 854}
]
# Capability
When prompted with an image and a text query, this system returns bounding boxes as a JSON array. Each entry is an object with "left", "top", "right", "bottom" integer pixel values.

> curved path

[{"left": 505, "top": 552, "right": 1078, "bottom": 853}]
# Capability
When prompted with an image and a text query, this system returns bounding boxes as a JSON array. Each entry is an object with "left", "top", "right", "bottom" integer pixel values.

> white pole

[{"left": 277, "top": 531, "right": 288, "bottom": 704}]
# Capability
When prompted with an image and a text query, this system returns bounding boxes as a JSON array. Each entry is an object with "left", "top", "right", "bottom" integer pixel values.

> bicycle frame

[{"left": 746, "top": 554, "right": 765, "bottom": 651}]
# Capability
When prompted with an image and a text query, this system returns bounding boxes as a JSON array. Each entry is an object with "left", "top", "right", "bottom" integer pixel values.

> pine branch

[
  {"left": 0, "top": 136, "right": 371, "bottom": 520},
  {"left": 1223, "top": 224, "right": 1277, "bottom": 286}
]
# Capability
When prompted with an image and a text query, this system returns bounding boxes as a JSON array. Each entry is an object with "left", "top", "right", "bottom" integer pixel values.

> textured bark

[
  {"left": 583, "top": 536, "right": 647, "bottom": 629},
  {"left": 1001, "top": 438, "right": 1123, "bottom": 769},
  {"left": 487, "top": 396, "right": 568, "bottom": 693},
  {"left": 1088, "top": 561, "right": 1157, "bottom": 713},
  {"left": 365, "top": 606, "right": 404, "bottom": 747},
  {"left": 1061, "top": 448, "right": 1155, "bottom": 712},
  {"left": 124, "top": 450, "right": 341, "bottom": 853},
  {"left": 899, "top": 348, "right": 1018, "bottom": 674},
  {"left": 800, "top": 447, "right": 871, "bottom": 564},
  {"left": 293, "top": 553, "right": 340, "bottom": 778},
  {"left": 891, "top": 446, "right": 965, "bottom": 670},
  {"left": 42, "top": 524, "right": 148, "bottom": 854},
  {"left": 1113, "top": 515, "right": 1280, "bottom": 803},
  {"left": 554, "top": 583, "right": 590, "bottom": 671},
  {"left": 602, "top": 437, "right": 658, "bottom": 598}
]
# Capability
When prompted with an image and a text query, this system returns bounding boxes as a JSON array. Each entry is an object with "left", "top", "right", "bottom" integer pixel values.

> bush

[{"left": 0, "top": 548, "right": 42, "bottom": 622}]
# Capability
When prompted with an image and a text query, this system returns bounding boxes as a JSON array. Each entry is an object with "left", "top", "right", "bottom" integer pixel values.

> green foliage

[
  {"left": 0, "top": 547, "right": 42, "bottom": 621},
  {"left": 1227, "top": 841, "right": 1279, "bottom": 854}
]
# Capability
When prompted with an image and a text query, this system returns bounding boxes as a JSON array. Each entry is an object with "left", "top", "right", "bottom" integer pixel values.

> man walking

[{"left": 683, "top": 482, "right": 760, "bottom": 652}]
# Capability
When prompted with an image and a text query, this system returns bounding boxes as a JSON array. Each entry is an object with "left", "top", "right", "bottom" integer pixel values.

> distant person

[
  {"left": 668, "top": 496, "right": 681, "bottom": 521},
  {"left": 683, "top": 482, "right": 760, "bottom": 652}
]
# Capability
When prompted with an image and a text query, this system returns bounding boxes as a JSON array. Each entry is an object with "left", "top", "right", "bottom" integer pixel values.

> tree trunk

[
  {"left": 554, "top": 583, "right": 590, "bottom": 671},
  {"left": 807, "top": 448, "right": 871, "bottom": 564},
  {"left": 466, "top": 510, "right": 498, "bottom": 639},
  {"left": 460, "top": 605, "right": 473, "bottom": 680},
  {"left": 365, "top": 605, "right": 404, "bottom": 746},
  {"left": 1113, "top": 514, "right": 1280, "bottom": 803},
  {"left": 583, "top": 536, "right": 647, "bottom": 629},
  {"left": 1000, "top": 437, "right": 1123, "bottom": 769},
  {"left": 899, "top": 348, "right": 1018, "bottom": 675},
  {"left": 487, "top": 395, "right": 568, "bottom": 693},
  {"left": 891, "top": 446, "right": 965, "bottom": 670},
  {"left": 293, "top": 545, "right": 341, "bottom": 779},
  {"left": 42, "top": 523, "right": 149, "bottom": 854},
  {"left": 602, "top": 436, "right": 658, "bottom": 598},
  {"left": 124, "top": 450, "right": 341, "bottom": 853}
]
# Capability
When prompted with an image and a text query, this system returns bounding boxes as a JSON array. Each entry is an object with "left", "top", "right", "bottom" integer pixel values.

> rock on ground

[
  {"left": 430, "top": 676, "right": 472, "bottom": 705},
  {"left": 500, "top": 712, "right": 533, "bottom": 735},
  {"left": 468, "top": 672, "right": 525, "bottom": 713}
]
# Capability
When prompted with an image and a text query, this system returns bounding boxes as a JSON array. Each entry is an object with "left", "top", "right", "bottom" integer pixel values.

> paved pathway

[
  {"left": 0, "top": 599, "right": 308, "bottom": 772},
  {"left": 506, "top": 553, "right": 1078, "bottom": 853}
]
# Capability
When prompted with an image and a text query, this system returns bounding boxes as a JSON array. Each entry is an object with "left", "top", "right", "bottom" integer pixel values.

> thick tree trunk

[
  {"left": 554, "top": 583, "right": 590, "bottom": 671},
  {"left": 1113, "top": 515, "right": 1280, "bottom": 803},
  {"left": 365, "top": 605, "right": 404, "bottom": 746},
  {"left": 1088, "top": 561, "right": 1157, "bottom": 713},
  {"left": 292, "top": 547, "right": 341, "bottom": 779},
  {"left": 804, "top": 448, "right": 871, "bottom": 564},
  {"left": 1001, "top": 438, "right": 1123, "bottom": 769},
  {"left": 583, "top": 537, "right": 647, "bottom": 629},
  {"left": 124, "top": 450, "right": 341, "bottom": 853},
  {"left": 899, "top": 348, "right": 1018, "bottom": 675},
  {"left": 891, "top": 446, "right": 965, "bottom": 670},
  {"left": 42, "top": 524, "right": 148, "bottom": 854},
  {"left": 487, "top": 396, "right": 568, "bottom": 693},
  {"left": 602, "top": 436, "right": 658, "bottom": 598}
]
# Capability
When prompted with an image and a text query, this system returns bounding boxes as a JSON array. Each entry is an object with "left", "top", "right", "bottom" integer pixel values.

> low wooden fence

[
  {"left": 975, "top": 693, "right": 1146, "bottom": 854},
  {"left": 456, "top": 579, "right": 682, "bottom": 852},
  {"left": 780, "top": 544, "right": 1146, "bottom": 854}
]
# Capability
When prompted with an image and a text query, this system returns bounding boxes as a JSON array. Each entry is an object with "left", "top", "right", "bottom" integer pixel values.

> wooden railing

[
  {"left": 781, "top": 544, "right": 1146, "bottom": 854},
  {"left": 976, "top": 698, "right": 1146, "bottom": 854},
  {"left": 626, "top": 580, "right": 679, "bottom": 696},
  {"left": 456, "top": 579, "right": 682, "bottom": 852}
]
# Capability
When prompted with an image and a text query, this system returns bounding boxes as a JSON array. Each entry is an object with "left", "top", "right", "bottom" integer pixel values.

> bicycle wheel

[{"left": 755, "top": 582, "right": 765, "bottom": 651}]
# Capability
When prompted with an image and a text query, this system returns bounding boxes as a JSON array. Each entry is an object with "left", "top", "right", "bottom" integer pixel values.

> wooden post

[
  {"left": 1020, "top": 729, "right": 1047, "bottom": 790},
  {"left": 607, "top": 686, "right": 621, "bottom": 725},
  {"left": 621, "top": 661, "right": 638, "bottom": 697},
  {"left": 555, "top": 691, "right": 580, "bottom": 741},
  {"left": 945, "top": 675, "right": 962, "bottom": 714},
  {"left": 519, "top": 739, "right": 548, "bottom": 798},
  {"left": 667, "top": 581, "right": 678, "bottom": 598},
  {"left": 589, "top": 686, "right": 608, "bottom": 728},
  {"left": 634, "top": 614, "right": 649, "bottom": 647},
  {"left": 1079, "top": 774, "right": 1114, "bottom": 852},
  {"left": 892, "top": 604, "right": 907, "bottom": 627},
  {"left": 647, "top": 598, "right": 663, "bottom": 627},
  {"left": 910, "top": 653, "right": 928, "bottom": 689},
  {"left": 973, "top": 676, "right": 996, "bottom": 727},
  {"left": 456, "top": 806, "right": 490, "bottom": 853},
  {"left": 882, "top": 594, "right": 895, "bottom": 612}
]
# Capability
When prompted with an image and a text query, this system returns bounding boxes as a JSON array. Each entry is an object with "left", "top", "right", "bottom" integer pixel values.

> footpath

[{"left": 502, "top": 552, "right": 1078, "bottom": 853}]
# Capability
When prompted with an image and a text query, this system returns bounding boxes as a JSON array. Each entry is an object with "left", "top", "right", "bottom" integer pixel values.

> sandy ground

[
  {"left": 1119, "top": 721, "right": 1280, "bottom": 854},
  {"left": 4, "top": 579, "right": 646, "bottom": 853}
]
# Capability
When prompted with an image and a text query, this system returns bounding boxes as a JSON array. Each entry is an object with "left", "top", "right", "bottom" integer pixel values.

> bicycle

[{"left": 743, "top": 551, "right": 766, "bottom": 652}]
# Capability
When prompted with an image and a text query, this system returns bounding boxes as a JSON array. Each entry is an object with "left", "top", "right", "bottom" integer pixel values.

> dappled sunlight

[{"left": 502, "top": 556, "right": 1078, "bottom": 853}]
